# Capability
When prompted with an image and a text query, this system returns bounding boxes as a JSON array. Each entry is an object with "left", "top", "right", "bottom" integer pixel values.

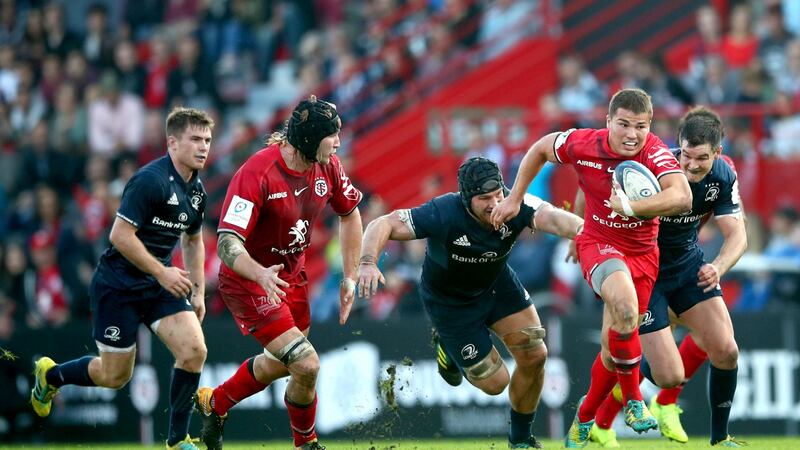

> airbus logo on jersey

[
  {"left": 152, "top": 216, "right": 190, "bottom": 230},
  {"left": 577, "top": 160, "right": 602, "bottom": 170},
  {"left": 267, "top": 191, "right": 288, "bottom": 200}
]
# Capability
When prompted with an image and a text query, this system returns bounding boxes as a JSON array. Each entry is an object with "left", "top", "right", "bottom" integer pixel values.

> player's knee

[
  {"left": 477, "top": 376, "right": 508, "bottom": 396},
  {"left": 103, "top": 370, "right": 133, "bottom": 389},
  {"left": 709, "top": 339, "right": 739, "bottom": 370},
  {"left": 464, "top": 351, "right": 506, "bottom": 394},
  {"left": 515, "top": 344, "right": 547, "bottom": 372},
  {"left": 176, "top": 343, "right": 207, "bottom": 371},
  {"left": 653, "top": 368, "right": 684, "bottom": 389}
]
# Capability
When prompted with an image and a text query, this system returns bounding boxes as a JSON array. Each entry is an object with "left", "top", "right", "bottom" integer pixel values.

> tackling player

[
  {"left": 357, "top": 157, "right": 584, "bottom": 449},
  {"left": 491, "top": 88, "right": 692, "bottom": 448},
  {"left": 193, "top": 96, "right": 362, "bottom": 450},
  {"left": 30, "top": 107, "right": 215, "bottom": 450},
  {"left": 589, "top": 107, "right": 747, "bottom": 448}
]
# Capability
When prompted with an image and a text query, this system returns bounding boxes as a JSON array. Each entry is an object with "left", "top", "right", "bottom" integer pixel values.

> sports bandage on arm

[{"left": 613, "top": 180, "right": 636, "bottom": 217}]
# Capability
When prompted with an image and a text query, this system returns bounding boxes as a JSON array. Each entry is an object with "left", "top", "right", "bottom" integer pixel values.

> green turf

[{"left": 1, "top": 436, "right": 799, "bottom": 449}]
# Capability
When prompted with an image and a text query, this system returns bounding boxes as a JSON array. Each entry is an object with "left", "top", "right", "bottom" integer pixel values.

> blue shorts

[
  {"left": 639, "top": 249, "right": 723, "bottom": 335},
  {"left": 420, "top": 267, "right": 532, "bottom": 369},
  {"left": 90, "top": 272, "right": 193, "bottom": 350}
]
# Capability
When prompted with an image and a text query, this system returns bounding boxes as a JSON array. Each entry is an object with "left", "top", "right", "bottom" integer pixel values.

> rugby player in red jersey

[
  {"left": 491, "top": 88, "right": 692, "bottom": 447},
  {"left": 193, "top": 96, "right": 363, "bottom": 450}
]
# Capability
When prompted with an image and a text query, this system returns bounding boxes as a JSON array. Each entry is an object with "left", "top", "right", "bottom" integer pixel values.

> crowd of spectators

[{"left": 0, "top": 0, "right": 798, "bottom": 337}]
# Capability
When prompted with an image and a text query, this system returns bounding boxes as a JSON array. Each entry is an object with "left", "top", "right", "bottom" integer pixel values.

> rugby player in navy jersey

[
  {"left": 357, "top": 157, "right": 584, "bottom": 449},
  {"left": 30, "top": 107, "right": 214, "bottom": 450},
  {"left": 587, "top": 107, "right": 747, "bottom": 448}
]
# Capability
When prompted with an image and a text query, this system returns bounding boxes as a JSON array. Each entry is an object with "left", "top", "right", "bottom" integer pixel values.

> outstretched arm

[
  {"left": 357, "top": 210, "right": 417, "bottom": 298},
  {"left": 532, "top": 202, "right": 584, "bottom": 240},
  {"left": 338, "top": 208, "right": 363, "bottom": 325},
  {"left": 491, "top": 132, "right": 560, "bottom": 228}
]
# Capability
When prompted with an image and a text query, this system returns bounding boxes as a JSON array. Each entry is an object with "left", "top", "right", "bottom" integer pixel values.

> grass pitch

[{"left": 1, "top": 436, "right": 799, "bottom": 449}]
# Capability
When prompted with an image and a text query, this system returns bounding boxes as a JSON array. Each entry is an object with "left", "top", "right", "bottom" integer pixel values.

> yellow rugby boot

[
  {"left": 589, "top": 423, "right": 621, "bottom": 448},
  {"left": 30, "top": 357, "right": 59, "bottom": 417},
  {"left": 649, "top": 394, "right": 688, "bottom": 443}
]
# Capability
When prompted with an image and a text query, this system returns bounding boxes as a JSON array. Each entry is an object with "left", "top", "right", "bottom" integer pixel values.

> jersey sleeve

[
  {"left": 116, "top": 171, "right": 162, "bottom": 228},
  {"left": 217, "top": 164, "right": 264, "bottom": 240},
  {"left": 713, "top": 166, "right": 742, "bottom": 217},
  {"left": 642, "top": 136, "right": 682, "bottom": 179},
  {"left": 186, "top": 189, "right": 207, "bottom": 235},
  {"left": 552, "top": 128, "right": 578, "bottom": 164},
  {"left": 408, "top": 197, "right": 446, "bottom": 240},
  {"left": 327, "top": 156, "right": 363, "bottom": 215}
]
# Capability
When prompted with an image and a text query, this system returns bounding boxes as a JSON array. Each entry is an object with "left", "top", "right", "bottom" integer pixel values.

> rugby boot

[
  {"left": 508, "top": 435, "right": 543, "bottom": 448},
  {"left": 564, "top": 395, "right": 594, "bottom": 448},
  {"left": 588, "top": 423, "right": 621, "bottom": 448},
  {"left": 712, "top": 436, "right": 748, "bottom": 447},
  {"left": 434, "top": 332, "right": 463, "bottom": 387},
  {"left": 623, "top": 399, "right": 658, "bottom": 434},
  {"left": 649, "top": 394, "right": 688, "bottom": 443},
  {"left": 30, "top": 356, "right": 59, "bottom": 417},
  {"left": 165, "top": 435, "right": 200, "bottom": 450},
  {"left": 194, "top": 387, "right": 227, "bottom": 450},
  {"left": 297, "top": 439, "right": 326, "bottom": 450}
]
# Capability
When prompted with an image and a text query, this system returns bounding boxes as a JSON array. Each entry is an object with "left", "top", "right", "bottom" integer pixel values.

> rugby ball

[{"left": 613, "top": 161, "right": 660, "bottom": 201}]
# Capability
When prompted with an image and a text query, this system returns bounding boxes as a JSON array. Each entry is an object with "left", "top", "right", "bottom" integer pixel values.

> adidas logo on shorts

[{"left": 453, "top": 235, "right": 471, "bottom": 246}]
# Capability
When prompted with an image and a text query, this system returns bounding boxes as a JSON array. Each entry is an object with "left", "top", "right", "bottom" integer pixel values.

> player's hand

[
  {"left": 697, "top": 263, "right": 720, "bottom": 293},
  {"left": 608, "top": 181, "right": 625, "bottom": 216},
  {"left": 490, "top": 197, "right": 520, "bottom": 229},
  {"left": 565, "top": 239, "right": 579, "bottom": 263},
  {"left": 190, "top": 289, "right": 206, "bottom": 323},
  {"left": 357, "top": 261, "right": 385, "bottom": 298},
  {"left": 255, "top": 264, "right": 290, "bottom": 305},
  {"left": 339, "top": 277, "right": 356, "bottom": 325},
  {"left": 157, "top": 267, "right": 193, "bottom": 298}
]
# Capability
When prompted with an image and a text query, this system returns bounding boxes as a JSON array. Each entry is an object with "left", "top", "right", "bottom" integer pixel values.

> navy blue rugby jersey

[
  {"left": 97, "top": 155, "right": 207, "bottom": 289},
  {"left": 408, "top": 192, "right": 540, "bottom": 298},
  {"left": 658, "top": 150, "right": 740, "bottom": 269}
]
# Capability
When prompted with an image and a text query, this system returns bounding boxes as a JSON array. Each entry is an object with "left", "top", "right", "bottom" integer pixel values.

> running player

[
  {"left": 193, "top": 96, "right": 362, "bottom": 450},
  {"left": 491, "top": 88, "right": 692, "bottom": 448},
  {"left": 357, "top": 157, "right": 584, "bottom": 449}
]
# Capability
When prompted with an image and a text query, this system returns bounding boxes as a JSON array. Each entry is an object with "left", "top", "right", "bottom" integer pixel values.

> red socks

[
  {"left": 212, "top": 358, "right": 267, "bottom": 416},
  {"left": 657, "top": 334, "right": 707, "bottom": 405},
  {"left": 578, "top": 353, "right": 619, "bottom": 423},
  {"left": 608, "top": 328, "right": 643, "bottom": 403},
  {"left": 285, "top": 394, "right": 318, "bottom": 447}
]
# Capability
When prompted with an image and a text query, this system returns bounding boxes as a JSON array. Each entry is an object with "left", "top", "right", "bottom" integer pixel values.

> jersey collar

[{"left": 165, "top": 153, "right": 199, "bottom": 186}]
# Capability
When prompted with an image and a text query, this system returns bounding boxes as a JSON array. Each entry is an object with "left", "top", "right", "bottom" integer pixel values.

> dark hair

[
  {"left": 677, "top": 106, "right": 724, "bottom": 149},
  {"left": 608, "top": 88, "right": 653, "bottom": 118},
  {"left": 165, "top": 107, "right": 215, "bottom": 139}
]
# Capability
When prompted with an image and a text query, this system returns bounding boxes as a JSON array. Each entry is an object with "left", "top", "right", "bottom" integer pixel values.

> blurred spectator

[
  {"left": 9, "top": 83, "right": 47, "bottom": 141},
  {"left": 479, "top": 0, "right": 536, "bottom": 60},
  {"left": 758, "top": 3, "right": 794, "bottom": 82},
  {"left": 113, "top": 40, "right": 146, "bottom": 97},
  {"left": 88, "top": 70, "right": 145, "bottom": 156},
  {"left": 49, "top": 83, "right": 89, "bottom": 156},
  {"left": 81, "top": 3, "right": 115, "bottom": 68},
  {"left": 608, "top": 49, "right": 643, "bottom": 94},
  {"left": 721, "top": 3, "right": 758, "bottom": 70},
  {"left": 463, "top": 123, "right": 506, "bottom": 175},
  {"left": 416, "top": 20, "right": 467, "bottom": 82},
  {"left": 124, "top": 0, "right": 165, "bottom": 41},
  {"left": 43, "top": 2, "right": 79, "bottom": 59},
  {"left": 39, "top": 53, "right": 63, "bottom": 105},
  {"left": 0, "top": 44, "right": 17, "bottom": 102},
  {"left": 167, "top": 34, "right": 220, "bottom": 112},
  {"left": 63, "top": 49, "right": 93, "bottom": 98},
  {"left": 19, "top": 7, "right": 45, "bottom": 64},
  {"left": 556, "top": 54, "right": 605, "bottom": 116},
  {"left": 774, "top": 38, "right": 800, "bottom": 95},
  {"left": 690, "top": 54, "right": 740, "bottom": 105},
  {"left": 637, "top": 55, "right": 694, "bottom": 112},
  {"left": 443, "top": 0, "right": 482, "bottom": 49},
  {"left": 143, "top": 34, "right": 173, "bottom": 108},
  {"left": 15, "top": 122, "right": 75, "bottom": 195},
  {"left": 767, "top": 91, "right": 800, "bottom": 158},
  {"left": 0, "top": 238, "right": 30, "bottom": 321},
  {"left": 254, "top": 0, "right": 310, "bottom": 81},
  {"left": 685, "top": 5, "right": 723, "bottom": 84},
  {"left": 0, "top": 298, "right": 30, "bottom": 442},
  {"left": 0, "top": 0, "right": 24, "bottom": 46},
  {"left": 26, "top": 230, "right": 69, "bottom": 329}
]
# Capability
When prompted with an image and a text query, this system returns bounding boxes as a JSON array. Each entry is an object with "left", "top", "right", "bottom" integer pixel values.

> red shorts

[
  {"left": 575, "top": 234, "right": 659, "bottom": 314},
  {"left": 219, "top": 280, "right": 310, "bottom": 347}
]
